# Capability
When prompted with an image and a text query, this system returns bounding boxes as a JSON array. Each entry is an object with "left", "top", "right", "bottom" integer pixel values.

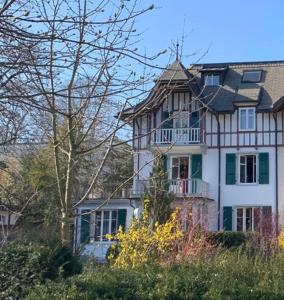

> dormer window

[
  {"left": 204, "top": 73, "right": 220, "bottom": 86},
  {"left": 242, "top": 70, "right": 262, "bottom": 83}
]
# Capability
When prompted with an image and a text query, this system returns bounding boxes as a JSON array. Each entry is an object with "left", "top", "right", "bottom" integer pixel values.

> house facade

[{"left": 75, "top": 59, "right": 284, "bottom": 259}]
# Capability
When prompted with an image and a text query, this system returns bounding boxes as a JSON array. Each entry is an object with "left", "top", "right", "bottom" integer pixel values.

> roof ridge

[{"left": 191, "top": 60, "right": 284, "bottom": 68}]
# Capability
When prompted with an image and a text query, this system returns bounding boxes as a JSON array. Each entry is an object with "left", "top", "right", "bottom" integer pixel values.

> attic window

[
  {"left": 242, "top": 70, "right": 262, "bottom": 83},
  {"left": 204, "top": 74, "right": 220, "bottom": 86}
]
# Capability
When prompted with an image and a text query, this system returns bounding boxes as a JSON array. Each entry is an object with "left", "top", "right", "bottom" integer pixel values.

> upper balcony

[{"left": 151, "top": 128, "right": 205, "bottom": 146}]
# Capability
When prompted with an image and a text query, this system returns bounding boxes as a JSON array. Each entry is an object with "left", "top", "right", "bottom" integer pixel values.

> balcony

[
  {"left": 131, "top": 178, "right": 209, "bottom": 198},
  {"left": 151, "top": 128, "right": 204, "bottom": 145}
]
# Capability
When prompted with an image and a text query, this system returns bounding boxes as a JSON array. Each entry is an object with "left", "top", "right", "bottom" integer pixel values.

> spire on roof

[{"left": 176, "top": 39, "right": 180, "bottom": 61}]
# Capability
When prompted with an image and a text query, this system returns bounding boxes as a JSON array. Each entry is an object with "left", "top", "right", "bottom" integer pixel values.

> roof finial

[{"left": 176, "top": 39, "right": 179, "bottom": 61}]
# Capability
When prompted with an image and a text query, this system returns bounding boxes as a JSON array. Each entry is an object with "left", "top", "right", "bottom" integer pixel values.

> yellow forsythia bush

[
  {"left": 278, "top": 227, "right": 284, "bottom": 249},
  {"left": 107, "top": 200, "right": 183, "bottom": 268}
]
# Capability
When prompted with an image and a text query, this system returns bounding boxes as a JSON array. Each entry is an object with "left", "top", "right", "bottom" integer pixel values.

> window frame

[
  {"left": 234, "top": 207, "right": 261, "bottom": 232},
  {"left": 92, "top": 209, "right": 118, "bottom": 242},
  {"left": 238, "top": 153, "right": 258, "bottom": 185},
  {"left": 203, "top": 73, "right": 221, "bottom": 86},
  {"left": 170, "top": 156, "right": 190, "bottom": 180},
  {"left": 242, "top": 70, "right": 262, "bottom": 83},
  {"left": 239, "top": 107, "right": 255, "bottom": 131}
]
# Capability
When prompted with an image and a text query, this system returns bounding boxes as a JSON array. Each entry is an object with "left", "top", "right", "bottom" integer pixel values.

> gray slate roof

[
  {"left": 190, "top": 61, "right": 284, "bottom": 112},
  {"left": 158, "top": 59, "right": 192, "bottom": 81},
  {"left": 121, "top": 60, "right": 284, "bottom": 117}
]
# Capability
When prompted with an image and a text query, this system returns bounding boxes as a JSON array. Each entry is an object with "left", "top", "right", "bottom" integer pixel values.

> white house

[{"left": 75, "top": 59, "right": 284, "bottom": 259}]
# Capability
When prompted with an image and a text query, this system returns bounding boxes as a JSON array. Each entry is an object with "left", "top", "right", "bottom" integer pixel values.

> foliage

[
  {"left": 278, "top": 227, "right": 284, "bottom": 249},
  {"left": 145, "top": 156, "right": 174, "bottom": 227},
  {"left": 0, "top": 240, "right": 81, "bottom": 299},
  {"left": 208, "top": 231, "right": 247, "bottom": 248},
  {"left": 107, "top": 205, "right": 183, "bottom": 268},
  {"left": 26, "top": 250, "right": 284, "bottom": 300}
]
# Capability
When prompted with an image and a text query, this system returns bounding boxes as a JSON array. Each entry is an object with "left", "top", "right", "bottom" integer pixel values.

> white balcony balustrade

[
  {"left": 152, "top": 128, "right": 203, "bottom": 145},
  {"left": 130, "top": 178, "right": 209, "bottom": 198}
]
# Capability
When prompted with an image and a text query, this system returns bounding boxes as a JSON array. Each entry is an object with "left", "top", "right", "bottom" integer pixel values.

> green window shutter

[
  {"left": 259, "top": 153, "right": 269, "bottom": 184},
  {"left": 161, "top": 154, "right": 168, "bottom": 174},
  {"left": 190, "top": 111, "right": 199, "bottom": 128},
  {"left": 118, "top": 209, "right": 127, "bottom": 231},
  {"left": 161, "top": 111, "right": 173, "bottom": 129},
  {"left": 226, "top": 154, "right": 236, "bottom": 185},
  {"left": 80, "top": 209, "right": 91, "bottom": 244},
  {"left": 191, "top": 154, "right": 202, "bottom": 179},
  {"left": 223, "top": 206, "right": 233, "bottom": 231}
]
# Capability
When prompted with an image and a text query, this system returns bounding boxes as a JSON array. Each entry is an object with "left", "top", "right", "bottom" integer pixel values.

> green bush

[
  {"left": 0, "top": 241, "right": 81, "bottom": 299},
  {"left": 26, "top": 251, "right": 284, "bottom": 299},
  {"left": 208, "top": 231, "right": 247, "bottom": 248}
]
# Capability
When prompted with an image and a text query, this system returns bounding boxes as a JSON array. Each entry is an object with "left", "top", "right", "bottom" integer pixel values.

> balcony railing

[
  {"left": 152, "top": 128, "right": 203, "bottom": 145},
  {"left": 130, "top": 178, "right": 209, "bottom": 198}
]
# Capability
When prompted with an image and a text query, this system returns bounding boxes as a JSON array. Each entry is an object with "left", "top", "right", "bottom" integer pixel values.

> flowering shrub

[
  {"left": 107, "top": 199, "right": 183, "bottom": 268},
  {"left": 278, "top": 227, "right": 284, "bottom": 249}
]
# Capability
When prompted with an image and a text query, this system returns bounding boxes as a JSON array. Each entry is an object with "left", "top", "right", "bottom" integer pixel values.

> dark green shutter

[
  {"left": 80, "top": 209, "right": 90, "bottom": 244},
  {"left": 161, "top": 154, "right": 167, "bottom": 174},
  {"left": 191, "top": 154, "right": 202, "bottom": 179},
  {"left": 190, "top": 111, "right": 199, "bottom": 128},
  {"left": 118, "top": 209, "right": 127, "bottom": 231},
  {"left": 223, "top": 206, "right": 233, "bottom": 231},
  {"left": 161, "top": 111, "right": 173, "bottom": 129},
  {"left": 259, "top": 153, "right": 269, "bottom": 184},
  {"left": 226, "top": 154, "right": 236, "bottom": 185}
]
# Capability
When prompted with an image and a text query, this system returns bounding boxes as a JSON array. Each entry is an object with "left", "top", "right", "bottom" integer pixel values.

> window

[
  {"left": 173, "top": 112, "right": 189, "bottom": 129},
  {"left": 0, "top": 215, "right": 5, "bottom": 224},
  {"left": 204, "top": 73, "right": 220, "bottom": 86},
  {"left": 239, "top": 154, "right": 257, "bottom": 183},
  {"left": 93, "top": 210, "right": 117, "bottom": 241},
  {"left": 236, "top": 207, "right": 261, "bottom": 232},
  {"left": 239, "top": 108, "right": 255, "bottom": 131},
  {"left": 242, "top": 70, "right": 262, "bottom": 83}
]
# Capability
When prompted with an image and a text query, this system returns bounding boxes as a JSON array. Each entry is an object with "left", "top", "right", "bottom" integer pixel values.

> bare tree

[{"left": 0, "top": 0, "right": 165, "bottom": 243}]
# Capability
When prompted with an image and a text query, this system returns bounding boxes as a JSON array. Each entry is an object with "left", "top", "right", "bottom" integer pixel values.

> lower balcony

[{"left": 130, "top": 178, "right": 209, "bottom": 198}]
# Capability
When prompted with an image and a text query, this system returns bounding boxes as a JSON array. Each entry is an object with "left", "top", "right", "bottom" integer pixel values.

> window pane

[
  {"left": 240, "top": 110, "right": 247, "bottom": 129},
  {"left": 243, "top": 71, "right": 262, "bottom": 82},
  {"left": 103, "top": 211, "right": 110, "bottom": 240},
  {"left": 240, "top": 156, "right": 246, "bottom": 183},
  {"left": 237, "top": 208, "right": 243, "bottom": 231},
  {"left": 248, "top": 109, "right": 255, "bottom": 129},
  {"left": 212, "top": 75, "right": 220, "bottom": 85},
  {"left": 111, "top": 211, "right": 117, "bottom": 235},
  {"left": 246, "top": 208, "right": 252, "bottom": 231},
  {"left": 204, "top": 75, "right": 211, "bottom": 85},
  {"left": 246, "top": 155, "right": 256, "bottom": 183},
  {"left": 180, "top": 157, "right": 189, "bottom": 179},
  {"left": 240, "top": 164, "right": 246, "bottom": 183},
  {"left": 95, "top": 211, "right": 102, "bottom": 241}
]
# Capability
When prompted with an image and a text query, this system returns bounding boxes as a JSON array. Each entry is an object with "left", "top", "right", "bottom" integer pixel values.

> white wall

[
  {"left": 278, "top": 147, "right": 284, "bottom": 225},
  {"left": 220, "top": 146, "right": 276, "bottom": 228}
]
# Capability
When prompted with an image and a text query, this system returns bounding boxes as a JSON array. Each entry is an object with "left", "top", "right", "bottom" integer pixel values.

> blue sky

[{"left": 137, "top": 0, "right": 284, "bottom": 67}]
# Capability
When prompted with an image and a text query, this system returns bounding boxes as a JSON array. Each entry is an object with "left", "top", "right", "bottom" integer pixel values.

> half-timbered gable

[{"left": 122, "top": 59, "right": 284, "bottom": 233}]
